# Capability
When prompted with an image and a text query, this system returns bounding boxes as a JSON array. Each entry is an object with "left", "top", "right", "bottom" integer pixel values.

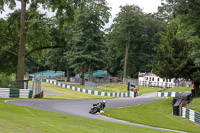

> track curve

[{"left": 6, "top": 95, "right": 186, "bottom": 133}]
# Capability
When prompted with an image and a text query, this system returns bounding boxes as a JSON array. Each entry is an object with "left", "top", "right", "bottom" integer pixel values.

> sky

[
  {"left": 107, "top": 0, "right": 161, "bottom": 15},
  {"left": 0, "top": 0, "right": 162, "bottom": 28},
  {"left": 105, "top": 0, "right": 162, "bottom": 28}
]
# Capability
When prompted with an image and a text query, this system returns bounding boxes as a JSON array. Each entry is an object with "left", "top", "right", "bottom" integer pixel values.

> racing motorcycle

[{"left": 89, "top": 101, "right": 106, "bottom": 114}]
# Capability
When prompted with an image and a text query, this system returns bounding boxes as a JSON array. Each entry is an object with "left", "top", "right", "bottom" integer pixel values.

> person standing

[{"left": 134, "top": 87, "right": 137, "bottom": 97}]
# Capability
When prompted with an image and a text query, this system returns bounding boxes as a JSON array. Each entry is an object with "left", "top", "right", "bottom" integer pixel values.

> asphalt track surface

[{"left": 6, "top": 93, "right": 186, "bottom": 133}]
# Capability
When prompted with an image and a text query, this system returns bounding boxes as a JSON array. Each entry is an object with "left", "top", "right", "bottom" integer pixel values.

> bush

[{"left": 0, "top": 74, "right": 13, "bottom": 88}]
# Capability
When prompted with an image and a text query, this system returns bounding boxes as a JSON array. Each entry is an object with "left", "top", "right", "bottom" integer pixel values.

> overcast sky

[
  {"left": 0, "top": 0, "right": 162, "bottom": 28},
  {"left": 107, "top": 0, "right": 161, "bottom": 15},
  {"left": 105, "top": 0, "right": 162, "bottom": 28}
]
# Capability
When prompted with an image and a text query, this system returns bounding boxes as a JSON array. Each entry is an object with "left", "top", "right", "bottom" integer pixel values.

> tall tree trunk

[
  {"left": 123, "top": 30, "right": 131, "bottom": 79},
  {"left": 16, "top": 0, "right": 26, "bottom": 89},
  {"left": 66, "top": 65, "right": 70, "bottom": 82},
  {"left": 89, "top": 64, "right": 93, "bottom": 82},
  {"left": 194, "top": 82, "right": 200, "bottom": 97},
  {"left": 81, "top": 67, "right": 85, "bottom": 85}
]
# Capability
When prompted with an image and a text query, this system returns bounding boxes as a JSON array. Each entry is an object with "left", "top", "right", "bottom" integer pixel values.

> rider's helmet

[{"left": 102, "top": 100, "right": 106, "bottom": 104}]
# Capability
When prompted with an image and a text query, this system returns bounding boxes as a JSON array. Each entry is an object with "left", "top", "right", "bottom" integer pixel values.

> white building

[{"left": 138, "top": 72, "right": 191, "bottom": 88}]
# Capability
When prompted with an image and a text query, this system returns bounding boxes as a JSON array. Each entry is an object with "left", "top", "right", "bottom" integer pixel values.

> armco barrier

[
  {"left": 182, "top": 107, "right": 200, "bottom": 125},
  {"left": 157, "top": 92, "right": 181, "bottom": 97},
  {"left": 42, "top": 79, "right": 128, "bottom": 97},
  {"left": 0, "top": 88, "right": 33, "bottom": 98}
]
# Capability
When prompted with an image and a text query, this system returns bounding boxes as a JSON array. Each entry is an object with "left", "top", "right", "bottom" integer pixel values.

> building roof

[{"left": 138, "top": 72, "right": 158, "bottom": 77}]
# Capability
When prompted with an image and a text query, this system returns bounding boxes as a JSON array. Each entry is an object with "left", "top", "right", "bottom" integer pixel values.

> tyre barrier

[
  {"left": 0, "top": 88, "right": 33, "bottom": 98},
  {"left": 157, "top": 92, "right": 181, "bottom": 97},
  {"left": 182, "top": 107, "right": 200, "bottom": 125},
  {"left": 172, "top": 92, "right": 192, "bottom": 116},
  {"left": 42, "top": 79, "right": 128, "bottom": 97}
]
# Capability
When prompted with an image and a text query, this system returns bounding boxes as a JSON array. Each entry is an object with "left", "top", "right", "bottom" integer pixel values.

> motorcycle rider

[
  {"left": 93, "top": 100, "right": 106, "bottom": 109},
  {"left": 91, "top": 100, "right": 106, "bottom": 113}
]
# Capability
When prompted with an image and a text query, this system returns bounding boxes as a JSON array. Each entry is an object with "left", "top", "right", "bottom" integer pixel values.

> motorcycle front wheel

[{"left": 91, "top": 108, "right": 98, "bottom": 114}]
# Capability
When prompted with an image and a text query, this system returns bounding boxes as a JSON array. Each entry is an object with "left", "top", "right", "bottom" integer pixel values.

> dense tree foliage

[
  {"left": 154, "top": 20, "right": 194, "bottom": 79},
  {"left": 69, "top": 0, "right": 110, "bottom": 84},
  {"left": 14, "top": 3, "right": 165, "bottom": 82},
  {"left": 106, "top": 5, "right": 166, "bottom": 78},
  {"left": 154, "top": 0, "right": 200, "bottom": 96},
  {"left": 0, "top": 0, "right": 82, "bottom": 88}
]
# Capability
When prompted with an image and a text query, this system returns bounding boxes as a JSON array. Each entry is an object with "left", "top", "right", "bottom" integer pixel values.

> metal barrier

[
  {"left": 32, "top": 78, "right": 43, "bottom": 98},
  {"left": 139, "top": 81, "right": 192, "bottom": 88},
  {"left": 123, "top": 78, "right": 138, "bottom": 85},
  {"left": 85, "top": 82, "right": 96, "bottom": 90}
]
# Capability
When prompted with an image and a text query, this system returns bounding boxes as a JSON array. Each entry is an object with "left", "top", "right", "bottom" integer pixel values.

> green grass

[
  {"left": 138, "top": 86, "right": 163, "bottom": 95},
  {"left": 71, "top": 84, "right": 85, "bottom": 89},
  {"left": 72, "top": 83, "right": 127, "bottom": 93},
  {"left": 187, "top": 97, "right": 200, "bottom": 112},
  {"left": 103, "top": 98, "right": 200, "bottom": 133},
  {"left": 72, "top": 83, "right": 163, "bottom": 95},
  {"left": 41, "top": 82, "right": 114, "bottom": 99},
  {"left": 0, "top": 99, "right": 169, "bottom": 133},
  {"left": 95, "top": 83, "right": 127, "bottom": 93},
  {"left": 163, "top": 87, "right": 193, "bottom": 92}
]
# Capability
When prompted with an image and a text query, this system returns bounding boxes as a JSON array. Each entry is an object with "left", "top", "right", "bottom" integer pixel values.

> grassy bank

[
  {"left": 71, "top": 83, "right": 162, "bottom": 95},
  {"left": 138, "top": 86, "right": 162, "bottom": 95},
  {"left": 41, "top": 82, "right": 113, "bottom": 99},
  {"left": 71, "top": 83, "right": 127, "bottom": 93},
  {"left": 0, "top": 99, "right": 169, "bottom": 133},
  {"left": 103, "top": 98, "right": 200, "bottom": 133},
  {"left": 187, "top": 98, "right": 200, "bottom": 112},
  {"left": 163, "top": 87, "right": 193, "bottom": 92},
  {"left": 95, "top": 83, "right": 127, "bottom": 93}
]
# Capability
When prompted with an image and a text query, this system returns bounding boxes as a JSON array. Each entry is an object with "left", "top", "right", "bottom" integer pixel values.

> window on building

[
  {"left": 152, "top": 77, "right": 154, "bottom": 81},
  {"left": 146, "top": 77, "right": 148, "bottom": 80},
  {"left": 158, "top": 78, "right": 159, "bottom": 81},
  {"left": 163, "top": 79, "right": 165, "bottom": 82},
  {"left": 169, "top": 79, "right": 171, "bottom": 82},
  {"left": 149, "top": 77, "right": 151, "bottom": 81}
]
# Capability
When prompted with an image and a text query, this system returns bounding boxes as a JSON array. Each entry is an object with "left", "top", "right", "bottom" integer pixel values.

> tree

[
  {"left": 159, "top": 0, "right": 200, "bottom": 65},
  {"left": 45, "top": 49, "right": 71, "bottom": 81},
  {"left": 106, "top": 5, "right": 166, "bottom": 78},
  {"left": 153, "top": 20, "right": 200, "bottom": 96},
  {"left": 69, "top": 0, "right": 110, "bottom": 84},
  {"left": 155, "top": 0, "right": 200, "bottom": 97},
  {"left": 25, "top": 56, "right": 50, "bottom": 74},
  {"left": 0, "top": 0, "right": 82, "bottom": 88},
  {"left": 127, "top": 13, "right": 166, "bottom": 77},
  {"left": 107, "top": 5, "right": 144, "bottom": 79}
]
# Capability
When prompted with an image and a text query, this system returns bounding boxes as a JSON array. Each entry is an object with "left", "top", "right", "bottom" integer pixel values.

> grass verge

[
  {"left": 103, "top": 98, "right": 200, "bottom": 133},
  {"left": 95, "top": 83, "right": 127, "bottom": 93},
  {"left": 138, "top": 86, "right": 162, "bottom": 95},
  {"left": 41, "top": 82, "right": 114, "bottom": 100},
  {"left": 163, "top": 87, "right": 193, "bottom": 92},
  {"left": 72, "top": 83, "right": 127, "bottom": 93},
  {"left": 0, "top": 99, "right": 169, "bottom": 133},
  {"left": 71, "top": 83, "right": 163, "bottom": 95},
  {"left": 187, "top": 97, "right": 200, "bottom": 112}
]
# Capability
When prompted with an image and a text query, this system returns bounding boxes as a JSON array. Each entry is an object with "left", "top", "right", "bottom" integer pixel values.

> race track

[{"left": 6, "top": 94, "right": 186, "bottom": 133}]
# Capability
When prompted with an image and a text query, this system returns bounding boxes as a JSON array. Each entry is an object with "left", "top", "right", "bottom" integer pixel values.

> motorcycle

[{"left": 89, "top": 103, "right": 104, "bottom": 114}]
